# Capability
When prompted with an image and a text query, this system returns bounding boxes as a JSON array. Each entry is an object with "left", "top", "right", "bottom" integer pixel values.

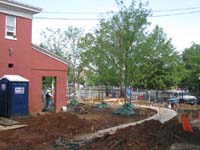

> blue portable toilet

[{"left": 0, "top": 75, "right": 29, "bottom": 117}]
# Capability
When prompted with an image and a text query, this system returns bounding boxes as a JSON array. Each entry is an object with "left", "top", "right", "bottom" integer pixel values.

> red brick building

[{"left": 0, "top": 0, "right": 68, "bottom": 113}]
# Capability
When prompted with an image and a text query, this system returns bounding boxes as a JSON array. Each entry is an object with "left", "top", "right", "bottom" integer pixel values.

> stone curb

[{"left": 74, "top": 105, "right": 177, "bottom": 141}]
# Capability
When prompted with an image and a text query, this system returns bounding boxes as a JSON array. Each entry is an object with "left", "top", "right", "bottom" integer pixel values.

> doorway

[{"left": 42, "top": 76, "right": 56, "bottom": 112}]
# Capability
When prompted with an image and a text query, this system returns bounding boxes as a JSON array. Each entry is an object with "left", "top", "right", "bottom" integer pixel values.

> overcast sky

[{"left": 16, "top": 0, "right": 200, "bottom": 52}]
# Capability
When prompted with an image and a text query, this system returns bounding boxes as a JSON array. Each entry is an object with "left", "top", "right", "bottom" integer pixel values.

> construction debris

[
  {"left": 74, "top": 103, "right": 91, "bottom": 114},
  {"left": 0, "top": 124, "right": 27, "bottom": 131},
  {"left": 0, "top": 117, "right": 27, "bottom": 131},
  {"left": 0, "top": 117, "right": 19, "bottom": 126},
  {"left": 169, "top": 143, "right": 200, "bottom": 150}
]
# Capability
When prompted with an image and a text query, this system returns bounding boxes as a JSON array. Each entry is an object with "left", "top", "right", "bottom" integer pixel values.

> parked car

[{"left": 175, "top": 92, "right": 198, "bottom": 105}]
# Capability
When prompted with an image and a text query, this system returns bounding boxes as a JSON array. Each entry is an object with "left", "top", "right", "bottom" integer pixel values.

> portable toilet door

[
  {"left": 0, "top": 80, "right": 8, "bottom": 116},
  {"left": 0, "top": 75, "right": 29, "bottom": 117},
  {"left": 9, "top": 81, "right": 29, "bottom": 117}
]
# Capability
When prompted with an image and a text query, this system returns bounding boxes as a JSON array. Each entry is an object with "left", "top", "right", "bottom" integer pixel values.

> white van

[{"left": 174, "top": 92, "right": 197, "bottom": 105}]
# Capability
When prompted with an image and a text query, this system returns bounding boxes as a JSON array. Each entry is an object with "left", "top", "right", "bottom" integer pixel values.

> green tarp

[
  {"left": 114, "top": 103, "right": 135, "bottom": 116},
  {"left": 97, "top": 102, "right": 110, "bottom": 108}
]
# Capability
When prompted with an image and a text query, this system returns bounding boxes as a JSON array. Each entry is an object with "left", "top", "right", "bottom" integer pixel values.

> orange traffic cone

[{"left": 181, "top": 114, "right": 193, "bottom": 132}]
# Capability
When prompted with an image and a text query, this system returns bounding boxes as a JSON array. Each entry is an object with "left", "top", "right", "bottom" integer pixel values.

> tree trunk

[{"left": 120, "top": 81, "right": 125, "bottom": 97}]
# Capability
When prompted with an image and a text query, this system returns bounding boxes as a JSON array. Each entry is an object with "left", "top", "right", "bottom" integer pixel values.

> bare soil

[
  {"left": 81, "top": 117, "right": 200, "bottom": 150},
  {"left": 0, "top": 102, "right": 200, "bottom": 150},
  {"left": 0, "top": 106, "right": 155, "bottom": 150}
]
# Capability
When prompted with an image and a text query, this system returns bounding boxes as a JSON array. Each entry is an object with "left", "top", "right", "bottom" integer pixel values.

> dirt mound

[
  {"left": 0, "top": 107, "right": 156, "bottom": 150},
  {"left": 80, "top": 117, "right": 200, "bottom": 150},
  {"left": 81, "top": 120, "right": 162, "bottom": 150},
  {"left": 18, "top": 112, "right": 92, "bottom": 133},
  {"left": 3, "top": 106, "right": 199, "bottom": 150},
  {"left": 156, "top": 117, "right": 200, "bottom": 149},
  {"left": 0, "top": 112, "right": 94, "bottom": 150}
]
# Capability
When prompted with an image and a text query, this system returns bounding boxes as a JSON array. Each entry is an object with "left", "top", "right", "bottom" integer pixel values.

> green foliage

[
  {"left": 80, "top": 0, "right": 150, "bottom": 89},
  {"left": 181, "top": 43, "right": 200, "bottom": 92},
  {"left": 39, "top": 0, "right": 184, "bottom": 92},
  {"left": 132, "top": 26, "right": 182, "bottom": 90},
  {"left": 80, "top": 0, "right": 181, "bottom": 91},
  {"left": 40, "top": 28, "right": 66, "bottom": 57},
  {"left": 42, "top": 77, "right": 54, "bottom": 89},
  {"left": 40, "top": 26, "right": 84, "bottom": 86}
]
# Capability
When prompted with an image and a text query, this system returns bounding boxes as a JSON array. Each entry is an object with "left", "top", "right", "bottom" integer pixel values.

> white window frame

[{"left": 5, "top": 15, "right": 17, "bottom": 40}]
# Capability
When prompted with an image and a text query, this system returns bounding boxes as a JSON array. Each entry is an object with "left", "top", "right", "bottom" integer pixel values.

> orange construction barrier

[{"left": 181, "top": 114, "right": 193, "bottom": 132}]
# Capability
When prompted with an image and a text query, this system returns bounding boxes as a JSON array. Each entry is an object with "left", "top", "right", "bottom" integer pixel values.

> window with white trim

[{"left": 5, "top": 15, "right": 16, "bottom": 39}]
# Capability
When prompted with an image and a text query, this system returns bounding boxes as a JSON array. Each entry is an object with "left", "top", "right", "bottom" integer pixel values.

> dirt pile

[
  {"left": 80, "top": 117, "right": 200, "bottom": 150},
  {"left": 81, "top": 120, "right": 162, "bottom": 150},
  {"left": 0, "top": 113, "right": 94, "bottom": 150},
  {"left": 156, "top": 117, "right": 200, "bottom": 149},
  {"left": 1, "top": 105, "right": 199, "bottom": 150},
  {"left": 0, "top": 107, "right": 155, "bottom": 150}
]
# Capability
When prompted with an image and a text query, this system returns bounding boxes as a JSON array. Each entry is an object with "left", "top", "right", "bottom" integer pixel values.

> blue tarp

[{"left": 167, "top": 97, "right": 179, "bottom": 103}]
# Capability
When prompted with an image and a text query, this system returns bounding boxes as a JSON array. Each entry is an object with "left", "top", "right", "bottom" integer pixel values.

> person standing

[
  {"left": 148, "top": 90, "right": 151, "bottom": 103},
  {"left": 44, "top": 90, "right": 53, "bottom": 111},
  {"left": 126, "top": 87, "right": 132, "bottom": 102}
]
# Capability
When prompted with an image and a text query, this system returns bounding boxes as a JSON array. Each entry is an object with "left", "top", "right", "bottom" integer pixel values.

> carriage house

[{"left": 0, "top": 0, "right": 68, "bottom": 114}]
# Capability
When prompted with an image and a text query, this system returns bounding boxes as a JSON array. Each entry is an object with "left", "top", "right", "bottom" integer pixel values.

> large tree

[
  {"left": 40, "top": 28, "right": 66, "bottom": 57},
  {"left": 181, "top": 43, "right": 200, "bottom": 92},
  {"left": 80, "top": 0, "right": 150, "bottom": 100},
  {"left": 131, "top": 26, "right": 182, "bottom": 90},
  {"left": 40, "top": 26, "right": 84, "bottom": 96}
]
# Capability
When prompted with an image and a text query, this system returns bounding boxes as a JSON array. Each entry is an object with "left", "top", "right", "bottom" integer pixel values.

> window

[
  {"left": 5, "top": 15, "right": 16, "bottom": 39},
  {"left": 8, "top": 63, "right": 14, "bottom": 68}
]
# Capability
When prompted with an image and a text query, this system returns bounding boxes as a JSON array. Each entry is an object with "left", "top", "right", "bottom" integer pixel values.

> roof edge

[
  {"left": 0, "top": 74, "right": 29, "bottom": 82},
  {"left": 0, "top": 0, "right": 42, "bottom": 14},
  {"left": 32, "top": 44, "right": 70, "bottom": 65}
]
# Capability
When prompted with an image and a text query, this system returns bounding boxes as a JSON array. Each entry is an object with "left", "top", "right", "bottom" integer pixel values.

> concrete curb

[
  {"left": 74, "top": 105, "right": 177, "bottom": 141},
  {"left": 138, "top": 105, "right": 177, "bottom": 123}
]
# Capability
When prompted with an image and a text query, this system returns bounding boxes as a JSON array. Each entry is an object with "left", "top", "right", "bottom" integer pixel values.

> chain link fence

[{"left": 67, "top": 86, "right": 152, "bottom": 101}]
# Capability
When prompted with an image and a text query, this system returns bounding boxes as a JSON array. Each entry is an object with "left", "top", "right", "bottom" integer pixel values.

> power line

[
  {"left": 152, "top": 6, "right": 200, "bottom": 12},
  {"left": 40, "top": 6, "right": 200, "bottom": 14},
  {"left": 152, "top": 10, "right": 200, "bottom": 17},
  {"left": 34, "top": 10, "right": 200, "bottom": 20},
  {"left": 41, "top": 11, "right": 106, "bottom": 14},
  {"left": 34, "top": 17, "right": 103, "bottom": 20}
]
